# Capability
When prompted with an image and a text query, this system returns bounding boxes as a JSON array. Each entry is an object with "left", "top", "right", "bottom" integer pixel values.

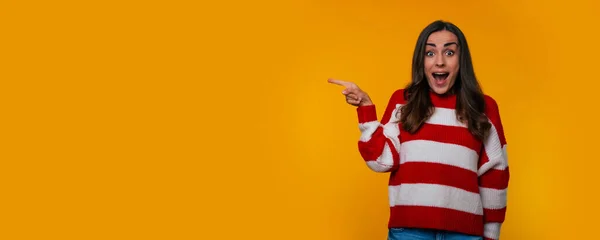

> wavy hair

[{"left": 399, "top": 20, "right": 491, "bottom": 141}]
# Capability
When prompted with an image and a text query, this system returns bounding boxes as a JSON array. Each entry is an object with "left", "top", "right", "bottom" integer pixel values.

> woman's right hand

[{"left": 328, "top": 78, "right": 373, "bottom": 107}]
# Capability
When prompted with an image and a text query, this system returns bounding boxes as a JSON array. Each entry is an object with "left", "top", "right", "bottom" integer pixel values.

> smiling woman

[{"left": 329, "top": 20, "right": 509, "bottom": 240}]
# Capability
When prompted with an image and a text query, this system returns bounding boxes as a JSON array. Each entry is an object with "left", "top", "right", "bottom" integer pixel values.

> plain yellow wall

[{"left": 2, "top": 0, "right": 599, "bottom": 239}]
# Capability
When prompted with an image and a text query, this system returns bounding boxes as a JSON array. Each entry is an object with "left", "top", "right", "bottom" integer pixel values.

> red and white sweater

[{"left": 356, "top": 89, "right": 509, "bottom": 240}]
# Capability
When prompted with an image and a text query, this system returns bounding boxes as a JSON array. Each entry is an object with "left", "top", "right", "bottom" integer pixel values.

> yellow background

[{"left": 1, "top": 0, "right": 599, "bottom": 239}]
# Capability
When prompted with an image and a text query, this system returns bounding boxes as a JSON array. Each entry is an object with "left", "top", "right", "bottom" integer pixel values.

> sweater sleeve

[
  {"left": 477, "top": 96, "right": 510, "bottom": 240},
  {"left": 356, "top": 89, "right": 403, "bottom": 173}
]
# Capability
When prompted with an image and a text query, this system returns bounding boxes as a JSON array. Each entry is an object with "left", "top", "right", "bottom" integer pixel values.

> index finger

[{"left": 327, "top": 78, "right": 352, "bottom": 87}]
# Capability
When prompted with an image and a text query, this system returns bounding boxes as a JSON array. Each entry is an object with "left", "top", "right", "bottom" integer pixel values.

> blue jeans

[{"left": 388, "top": 228, "right": 482, "bottom": 240}]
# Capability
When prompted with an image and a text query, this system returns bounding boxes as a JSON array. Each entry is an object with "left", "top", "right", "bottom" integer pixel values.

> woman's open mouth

[{"left": 432, "top": 72, "right": 449, "bottom": 86}]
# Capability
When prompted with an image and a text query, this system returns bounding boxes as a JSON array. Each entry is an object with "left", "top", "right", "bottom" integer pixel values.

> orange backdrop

[{"left": 2, "top": 0, "right": 599, "bottom": 239}]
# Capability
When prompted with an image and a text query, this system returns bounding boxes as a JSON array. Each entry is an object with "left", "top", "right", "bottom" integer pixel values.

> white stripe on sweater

[
  {"left": 484, "top": 222, "right": 502, "bottom": 239},
  {"left": 479, "top": 123, "right": 508, "bottom": 175},
  {"left": 359, "top": 105, "right": 402, "bottom": 172},
  {"left": 365, "top": 141, "right": 394, "bottom": 172},
  {"left": 426, "top": 107, "right": 468, "bottom": 128},
  {"left": 480, "top": 187, "right": 507, "bottom": 209},
  {"left": 400, "top": 140, "right": 479, "bottom": 173},
  {"left": 358, "top": 121, "right": 380, "bottom": 142},
  {"left": 388, "top": 183, "right": 483, "bottom": 215},
  {"left": 358, "top": 104, "right": 401, "bottom": 142},
  {"left": 366, "top": 160, "right": 392, "bottom": 172},
  {"left": 360, "top": 121, "right": 399, "bottom": 172}
]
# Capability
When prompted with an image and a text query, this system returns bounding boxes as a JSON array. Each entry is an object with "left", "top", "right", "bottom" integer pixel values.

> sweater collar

[{"left": 429, "top": 90, "right": 457, "bottom": 108}]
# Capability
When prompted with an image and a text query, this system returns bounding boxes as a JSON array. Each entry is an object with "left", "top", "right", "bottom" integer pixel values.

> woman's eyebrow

[{"left": 426, "top": 42, "right": 458, "bottom": 47}]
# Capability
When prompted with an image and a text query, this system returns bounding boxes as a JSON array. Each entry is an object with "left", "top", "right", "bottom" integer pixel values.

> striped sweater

[{"left": 356, "top": 89, "right": 508, "bottom": 240}]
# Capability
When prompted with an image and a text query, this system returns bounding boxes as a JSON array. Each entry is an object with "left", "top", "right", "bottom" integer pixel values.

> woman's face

[{"left": 424, "top": 30, "right": 460, "bottom": 95}]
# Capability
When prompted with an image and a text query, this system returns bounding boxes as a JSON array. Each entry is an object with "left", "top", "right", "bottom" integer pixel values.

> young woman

[{"left": 328, "top": 20, "right": 509, "bottom": 240}]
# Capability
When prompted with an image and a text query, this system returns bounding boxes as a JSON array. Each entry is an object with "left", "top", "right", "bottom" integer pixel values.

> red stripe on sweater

[
  {"left": 389, "top": 162, "right": 479, "bottom": 193},
  {"left": 401, "top": 123, "right": 481, "bottom": 152},
  {"left": 389, "top": 205, "right": 483, "bottom": 237},
  {"left": 358, "top": 127, "right": 386, "bottom": 161},
  {"left": 484, "top": 208, "right": 506, "bottom": 222},
  {"left": 484, "top": 96, "right": 507, "bottom": 146},
  {"left": 356, "top": 105, "right": 378, "bottom": 123},
  {"left": 429, "top": 92, "right": 457, "bottom": 109},
  {"left": 478, "top": 148, "right": 489, "bottom": 169},
  {"left": 479, "top": 168, "right": 510, "bottom": 189},
  {"left": 386, "top": 138, "right": 400, "bottom": 168}
]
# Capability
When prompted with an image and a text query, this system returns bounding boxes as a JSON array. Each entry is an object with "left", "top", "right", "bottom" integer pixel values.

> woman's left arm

[{"left": 478, "top": 96, "right": 510, "bottom": 240}]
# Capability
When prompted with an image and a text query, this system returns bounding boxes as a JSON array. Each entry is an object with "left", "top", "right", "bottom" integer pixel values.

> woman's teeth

[{"left": 433, "top": 72, "right": 449, "bottom": 81}]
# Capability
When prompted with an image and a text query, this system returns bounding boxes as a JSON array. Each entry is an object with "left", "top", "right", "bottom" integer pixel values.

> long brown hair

[{"left": 399, "top": 20, "right": 491, "bottom": 141}]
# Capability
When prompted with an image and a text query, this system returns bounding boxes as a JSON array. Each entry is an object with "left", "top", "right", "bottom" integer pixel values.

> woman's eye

[
  {"left": 426, "top": 51, "right": 434, "bottom": 56},
  {"left": 446, "top": 50, "right": 455, "bottom": 56}
]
